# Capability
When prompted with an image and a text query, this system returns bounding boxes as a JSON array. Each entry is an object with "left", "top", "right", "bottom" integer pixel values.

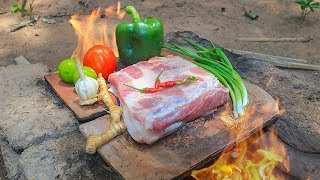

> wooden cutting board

[{"left": 79, "top": 82, "right": 278, "bottom": 180}]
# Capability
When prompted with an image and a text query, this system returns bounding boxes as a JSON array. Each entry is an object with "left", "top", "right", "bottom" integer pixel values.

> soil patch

[{"left": 0, "top": 0, "right": 320, "bottom": 68}]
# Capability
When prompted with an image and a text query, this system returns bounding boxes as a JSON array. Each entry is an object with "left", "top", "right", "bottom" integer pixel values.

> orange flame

[
  {"left": 117, "top": 1, "right": 126, "bottom": 19},
  {"left": 69, "top": 2, "right": 125, "bottom": 61},
  {"left": 192, "top": 99, "right": 289, "bottom": 179}
]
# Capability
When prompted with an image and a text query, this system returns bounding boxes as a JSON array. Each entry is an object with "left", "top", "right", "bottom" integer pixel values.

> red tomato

[{"left": 83, "top": 45, "right": 117, "bottom": 79}]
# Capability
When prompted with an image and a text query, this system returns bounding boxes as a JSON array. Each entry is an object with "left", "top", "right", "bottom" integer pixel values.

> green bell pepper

[{"left": 116, "top": 6, "right": 164, "bottom": 66}]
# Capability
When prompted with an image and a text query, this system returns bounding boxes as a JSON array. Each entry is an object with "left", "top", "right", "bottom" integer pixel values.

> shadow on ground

[{"left": 0, "top": 148, "right": 8, "bottom": 180}]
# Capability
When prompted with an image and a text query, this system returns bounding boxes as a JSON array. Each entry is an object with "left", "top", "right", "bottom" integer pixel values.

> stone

[
  {"left": 259, "top": 131, "right": 320, "bottom": 179},
  {"left": 19, "top": 131, "right": 120, "bottom": 179},
  {"left": 231, "top": 54, "right": 320, "bottom": 153},
  {"left": 0, "top": 64, "right": 78, "bottom": 150},
  {"left": 41, "top": 18, "right": 57, "bottom": 24},
  {"left": 0, "top": 138, "right": 24, "bottom": 180},
  {"left": 284, "top": 141, "right": 320, "bottom": 179},
  {"left": 0, "top": 63, "right": 119, "bottom": 179},
  {"left": 14, "top": 56, "right": 30, "bottom": 65}
]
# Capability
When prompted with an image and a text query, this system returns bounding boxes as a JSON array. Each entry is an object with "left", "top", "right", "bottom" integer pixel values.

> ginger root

[
  {"left": 86, "top": 121, "right": 126, "bottom": 154},
  {"left": 79, "top": 73, "right": 117, "bottom": 106},
  {"left": 85, "top": 73, "right": 126, "bottom": 154},
  {"left": 79, "top": 96, "right": 99, "bottom": 106}
]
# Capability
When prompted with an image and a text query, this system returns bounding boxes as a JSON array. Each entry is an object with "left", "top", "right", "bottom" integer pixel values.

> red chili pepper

[
  {"left": 159, "top": 76, "right": 197, "bottom": 88},
  {"left": 123, "top": 76, "right": 197, "bottom": 93},
  {"left": 159, "top": 81, "right": 179, "bottom": 87},
  {"left": 154, "top": 71, "right": 163, "bottom": 89},
  {"left": 124, "top": 84, "right": 161, "bottom": 93},
  {"left": 144, "top": 87, "right": 161, "bottom": 93}
]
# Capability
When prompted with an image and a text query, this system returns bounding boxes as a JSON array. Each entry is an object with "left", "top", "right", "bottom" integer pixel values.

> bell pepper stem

[{"left": 125, "top": 6, "right": 140, "bottom": 22}]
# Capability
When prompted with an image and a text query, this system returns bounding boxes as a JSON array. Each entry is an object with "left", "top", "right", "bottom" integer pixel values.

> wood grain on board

[
  {"left": 79, "top": 82, "right": 278, "bottom": 180},
  {"left": 44, "top": 73, "right": 108, "bottom": 122}
]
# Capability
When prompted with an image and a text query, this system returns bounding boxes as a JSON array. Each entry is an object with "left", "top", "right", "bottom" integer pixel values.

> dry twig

[
  {"left": 270, "top": 61, "right": 320, "bottom": 71},
  {"left": 228, "top": 49, "right": 320, "bottom": 71},
  {"left": 10, "top": 16, "right": 38, "bottom": 32},
  {"left": 236, "top": 37, "right": 311, "bottom": 42},
  {"left": 228, "top": 49, "right": 308, "bottom": 63}
]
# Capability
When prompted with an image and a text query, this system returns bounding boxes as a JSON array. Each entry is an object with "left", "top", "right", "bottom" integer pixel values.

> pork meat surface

[{"left": 108, "top": 55, "right": 229, "bottom": 144}]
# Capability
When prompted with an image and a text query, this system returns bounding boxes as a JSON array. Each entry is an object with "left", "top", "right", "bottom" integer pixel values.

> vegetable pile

[{"left": 164, "top": 39, "right": 248, "bottom": 118}]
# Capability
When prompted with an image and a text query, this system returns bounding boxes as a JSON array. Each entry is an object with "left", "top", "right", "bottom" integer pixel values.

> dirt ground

[
  {"left": 0, "top": 0, "right": 320, "bottom": 179},
  {"left": 1, "top": 0, "right": 320, "bottom": 69}
]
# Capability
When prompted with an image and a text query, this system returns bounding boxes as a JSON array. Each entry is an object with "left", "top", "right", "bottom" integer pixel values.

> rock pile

[{"left": 0, "top": 64, "right": 120, "bottom": 179}]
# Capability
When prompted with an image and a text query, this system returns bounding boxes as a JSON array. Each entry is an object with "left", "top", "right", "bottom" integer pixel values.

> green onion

[
  {"left": 194, "top": 62, "right": 240, "bottom": 117},
  {"left": 164, "top": 39, "right": 248, "bottom": 118}
]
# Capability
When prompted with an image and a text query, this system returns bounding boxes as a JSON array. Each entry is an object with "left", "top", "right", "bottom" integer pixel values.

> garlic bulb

[
  {"left": 75, "top": 76, "right": 98, "bottom": 101},
  {"left": 74, "top": 58, "right": 99, "bottom": 101}
]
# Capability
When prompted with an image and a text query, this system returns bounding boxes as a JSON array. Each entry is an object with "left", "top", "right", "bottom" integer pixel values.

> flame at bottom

[{"left": 192, "top": 127, "right": 290, "bottom": 180}]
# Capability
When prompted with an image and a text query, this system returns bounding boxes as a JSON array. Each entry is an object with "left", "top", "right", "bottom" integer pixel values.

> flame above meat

[
  {"left": 69, "top": 2, "right": 125, "bottom": 61},
  {"left": 192, "top": 99, "right": 289, "bottom": 180}
]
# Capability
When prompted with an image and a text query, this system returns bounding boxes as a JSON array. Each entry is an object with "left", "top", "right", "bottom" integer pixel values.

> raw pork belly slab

[{"left": 108, "top": 55, "right": 229, "bottom": 144}]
